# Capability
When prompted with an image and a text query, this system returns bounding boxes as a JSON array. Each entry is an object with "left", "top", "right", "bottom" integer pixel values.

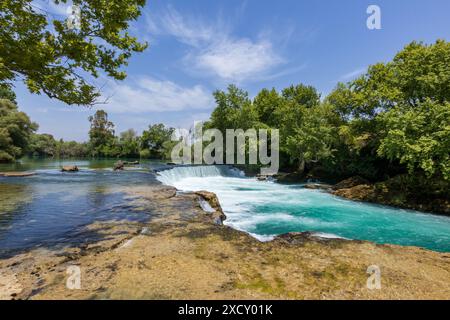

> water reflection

[
  {"left": 0, "top": 158, "right": 166, "bottom": 258},
  {"left": 0, "top": 183, "right": 33, "bottom": 215}
]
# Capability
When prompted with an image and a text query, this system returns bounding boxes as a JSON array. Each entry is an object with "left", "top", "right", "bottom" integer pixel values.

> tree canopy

[
  {"left": 0, "top": 98, "right": 37, "bottom": 162},
  {"left": 0, "top": 0, "right": 147, "bottom": 106},
  {"left": 206, "top": 40, "right": 450, "bottom": 186}
]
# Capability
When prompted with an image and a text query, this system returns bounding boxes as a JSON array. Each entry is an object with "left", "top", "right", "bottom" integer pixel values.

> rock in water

[
  {"left": 61, "top": 166, "right": 79, "bottom": 172},
  {"left": 195, "top": 191, "right": 227, "bottom": 225},
  {"left": 114, "top": 161, "right": 125, "bottom": 171}
]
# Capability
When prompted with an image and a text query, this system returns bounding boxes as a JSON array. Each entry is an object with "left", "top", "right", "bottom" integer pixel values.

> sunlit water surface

[
  {"left": 1, "top": 161, "right": 450, "bottom": 256},
  {"left": 0, "top": 159, "right": 167, "bottom": 257}
]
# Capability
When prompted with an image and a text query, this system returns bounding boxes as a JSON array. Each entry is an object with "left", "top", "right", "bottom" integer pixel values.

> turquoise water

[
  {"left": 157, "top": 165, "right": 450, "bottom": 252},
  {"left": 1, "top": 161, "right": 450, "bottom": 255}
]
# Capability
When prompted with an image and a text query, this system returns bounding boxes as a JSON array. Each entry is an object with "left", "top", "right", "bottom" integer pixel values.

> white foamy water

[{"left": 156, "top": 165, "right": 450, "bottom": 251}]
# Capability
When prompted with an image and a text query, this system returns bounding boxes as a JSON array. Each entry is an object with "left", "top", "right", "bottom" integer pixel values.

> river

[{"left": 1, "top": 160, "right": 450, "bottom": 256}]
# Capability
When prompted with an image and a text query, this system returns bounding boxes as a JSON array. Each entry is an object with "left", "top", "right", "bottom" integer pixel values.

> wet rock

[
  {"left": 275, "top": 171, "right": 305, "bottom": 183},
  {"left": 195, "top": 191, "right": 221, "bottom": 211},
  {"left": 256, "top": 174, "right": 275, "bottom": 181},
  {"left": 61, "top": 166, "right": 78, "bottom": 172},
  {"left": 61, "top": 166, "right": 77, "bottom": 172},
  {"left": 195, "top": 191, "right": 226, "bottom": 224},
  {"left": 332, "top": 180, "right": 450, "bottom": 216},
  {"left": 114, "top": 161, "right": 124, "bottom": 171},
  {"left": 333, "top": 184, "right": 375, "bottom": 201},
  {"left": 333, "top": 176, "right": 370, "bottom": 190}
]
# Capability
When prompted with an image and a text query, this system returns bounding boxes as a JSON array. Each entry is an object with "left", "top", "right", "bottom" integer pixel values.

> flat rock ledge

[{"left": 1, "top": 186, "right": 450, "bottom": 300}]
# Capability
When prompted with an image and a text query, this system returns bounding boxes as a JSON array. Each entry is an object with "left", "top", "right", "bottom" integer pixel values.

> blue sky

[{"left": 16, "top": 0, "right": 450, "bottom": 141}]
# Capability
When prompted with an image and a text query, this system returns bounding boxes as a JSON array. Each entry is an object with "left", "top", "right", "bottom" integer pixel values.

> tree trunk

[{"left": 298, "top": 157, "right": 305, "bottom": 174}]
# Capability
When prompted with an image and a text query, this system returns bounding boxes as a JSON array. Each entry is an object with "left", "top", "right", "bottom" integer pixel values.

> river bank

[
  {"left": 275, "top": 172, "right": 450, "bottom": 216},
  {"left": 1, "top": 184, "right": 449, "bottom": 300}
]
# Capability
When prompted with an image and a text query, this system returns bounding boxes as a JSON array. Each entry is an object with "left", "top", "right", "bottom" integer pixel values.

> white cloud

[
  {"left": 194, "top": 38, "right": 283, "bottom": 81},
  {"left": 146, "top": 7, "right": 215, "bottom": 47},
  {"left": 339, "top": 67, "right": 366, "bottom": 81},
  {"left": 102, "top": 77, "right": 214, "bottom": 113},
  {"left": 146, "top": 7, "right": 284, "bottom": 83}
]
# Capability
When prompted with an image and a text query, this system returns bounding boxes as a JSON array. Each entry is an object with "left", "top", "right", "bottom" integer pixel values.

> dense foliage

[
  {"left": 140, "top": 124, "right": 176, "bottom": 159},
  {"left": 0, "top": 0, "right": 147, "bottom": 106},
  {"left": 2, "top": 39, "right": 449, "bottom": 205},
  {"left": 24, "top": 109, "right": 175, "bottom": 160},
  {"left": 207, "top": 40, "right": 450, "bottom": 194},
  {"left": 28, "top": 134, "right": 89, "bottom": 158},
  {"left": 0, "top": 97, "right": 37, "bottom": 162}
]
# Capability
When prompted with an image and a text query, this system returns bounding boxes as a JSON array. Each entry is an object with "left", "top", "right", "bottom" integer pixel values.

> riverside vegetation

[
  {"left": 1, "top": 40, "right": 449, "bottom": 214},
  {"left": 1, "top": 1, "right": 450, "bottom": 299}
]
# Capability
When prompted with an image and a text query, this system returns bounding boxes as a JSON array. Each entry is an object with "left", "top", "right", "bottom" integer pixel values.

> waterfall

[{"left": 156, "top": 165, "right": 244, "bottom": 186}]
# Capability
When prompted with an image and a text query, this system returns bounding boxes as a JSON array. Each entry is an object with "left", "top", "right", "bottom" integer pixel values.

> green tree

[
  {"left": 326, "top": 40, "right": 450, "bottom": 179},
  {"left": 327, "top": 41, "right": 450, "bottom": 120},
  {"left": 378, "top": 100, "right": 450, "bottom": 180},
  {"left": 208, "top": 85, "right": 251, "bottom": 132},
  {"left": 253, "top": 88, "right": 282, "bottom": 127},
  {"left": 88, "top": 110, "right": 115, "bottom": 157},
  {"left": 0, "top": 85, "right": 17, "bottom": 104},
  {"left": 141, "top": 124, "right": 174, "bottom": 158},
  {"left": 275, "top": 84, "right": 322, "bottom": 172},
  {"left": 281, "top": 84, "right": 321, "bottom": 108},
  {"left": 28, "top": 133, "right": 57, "bottom": 157},
  {"left": 0, "top": 0, "right": 148, "bottom": 106},
  {"left": 56, "top": 139, "right": 89, "bottom": 158},
  {"left": 0, "top": 99, "right": 38, "bottom": 162},
  {"left": 119, "top": 129, "right": 140, "bottom": 158}
]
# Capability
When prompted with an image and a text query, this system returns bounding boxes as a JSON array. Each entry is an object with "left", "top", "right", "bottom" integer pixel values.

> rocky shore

[
  {"left": 1, "top": 184, "right": 449, "bottom": 300},
  {"left": 281, "top": 173, "right": 449, "bottom": 216},
  {"left": 329, "top": 176, "right": 449, "bottom": 216}
]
